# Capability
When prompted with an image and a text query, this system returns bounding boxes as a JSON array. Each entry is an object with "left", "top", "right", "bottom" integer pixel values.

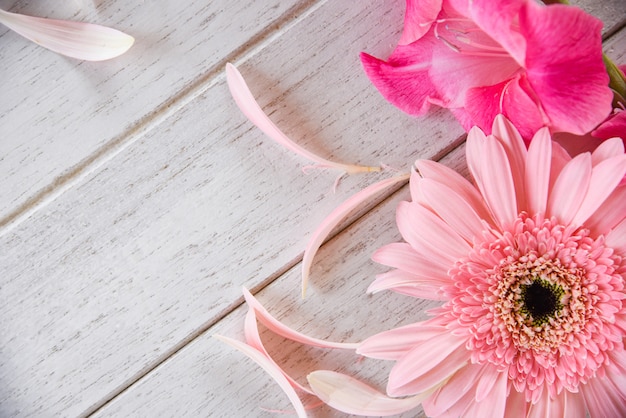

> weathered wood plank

[
  {"left": 0, "top": 1, "right": 464, "bottom": 416},
  {"left": 0, "top": 0, "right": 303, "bottom": 226}
]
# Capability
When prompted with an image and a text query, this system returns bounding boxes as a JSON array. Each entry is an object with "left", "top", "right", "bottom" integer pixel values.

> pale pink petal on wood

[
  {"left": 226, "top": 63, "right": 380, "bottom": 175},
  {"left": 214, "top": 335, "right": 308, "bottom": 418},
  {"left": 301, "top": 174, "right": 409, "bottom": 296},
  {"left": 308, "top": 371, "right": 427, "bottom": 416},
  {"left": 0, "top": 9, "right": 133, "bottom": 61}
]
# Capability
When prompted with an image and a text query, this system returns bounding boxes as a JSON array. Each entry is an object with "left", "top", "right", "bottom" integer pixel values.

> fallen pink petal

[
  {"left": 0, "top": 8, "right": 134, "bottom": 61},
  {"left": 226, "top": 63, "right": 382, "bottom": 175},
  {"left": 301, "top": 173, "right": 410, "bottom": 297}
]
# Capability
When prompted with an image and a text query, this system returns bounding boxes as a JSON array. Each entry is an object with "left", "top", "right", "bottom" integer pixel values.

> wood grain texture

[
  {"left": 0, "top": 1, "right": 464, "bottom": 416},
  {"left": 0, "top": 0, "right": 624, "bottom": 416},
  {"left": 92, "top": 143, "right": 470, "bottom": 418},
  {"left": 0, "top": 0, "right": 302, "bottom": 226}
]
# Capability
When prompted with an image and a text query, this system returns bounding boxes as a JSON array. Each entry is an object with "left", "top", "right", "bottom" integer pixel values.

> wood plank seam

[
  {"left": 79, "top": 134, "right": 466, "bottom": 417},
  {"left": 0, "top": 0, "right": 327, "bottom": 238}
]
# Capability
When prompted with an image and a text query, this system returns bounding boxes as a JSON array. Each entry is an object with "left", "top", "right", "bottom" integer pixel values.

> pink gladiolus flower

[
  {"left": 359, "top": 115, "right": 626, "bottom": 416},
  {"left": 0, "top": 8, "right": 134, "bottom": 61},
  {"left": 593, "top": 109, "right": 626, "bottom": 141},
  {"left": 361, "top": 0, "right": 613, "bottom": 140}
]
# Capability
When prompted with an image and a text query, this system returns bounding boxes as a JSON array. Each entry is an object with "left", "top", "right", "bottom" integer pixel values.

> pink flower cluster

[{"left": 361, "top": 0, "right": 624, "bottom": 141}]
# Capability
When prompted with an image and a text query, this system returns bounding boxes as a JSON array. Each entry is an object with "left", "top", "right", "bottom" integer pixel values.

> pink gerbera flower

[
  {"left": 361, "top": 115, "right": 626, "bottom": 416},
  {"left": 361, "top": 0, "right": 613, "bottom": 140}
]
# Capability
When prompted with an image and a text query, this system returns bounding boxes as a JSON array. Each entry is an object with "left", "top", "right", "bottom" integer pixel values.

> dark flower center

[{"left": 520, "top": 279, "right": 564, "bottom": 326}]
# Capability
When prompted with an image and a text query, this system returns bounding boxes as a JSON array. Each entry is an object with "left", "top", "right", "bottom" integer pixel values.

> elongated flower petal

[
  {"left": 388, "top": 332, "right": 469, "bottom": 396},
  {"left": 0, "top": 9, "right": 133, "bottom": 61},
  {"left": 358, "top": 323, "right": 448, "bottom": 361},
  {"left": 571, "top": 154, "right": 626, "bottom": 226},
  {"left": 226, "top": 63, "right": 380, "bottom": 175},
  {"left": 525, "top": 127, "right": 552, "bottom": 216},
  {"left": 214, "top": 335, "right": 308, "bottom": 418},
  {"left": 308, "top": 371, "right": 427, "bottom": 416},
  {"left": 546, "top": 153, "right": 592, "bottom": 225},
  {"left": 243, "top": 287, "right": 358, "bottom": 350},
  {"left": 301, "top": 174, "right": 409, "bottom": 296},
  {"left": 368, "top": 269, "right": 448, "bottom": 300}
]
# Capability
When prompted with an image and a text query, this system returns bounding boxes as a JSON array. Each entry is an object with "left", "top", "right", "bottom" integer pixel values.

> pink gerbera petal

[{"left": 546, "top": 152, "right": 592, "bottom": 225}]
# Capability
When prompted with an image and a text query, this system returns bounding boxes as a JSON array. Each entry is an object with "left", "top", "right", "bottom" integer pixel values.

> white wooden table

[{"left": 1, "top": 1, "right": 624, "bottom": 416}]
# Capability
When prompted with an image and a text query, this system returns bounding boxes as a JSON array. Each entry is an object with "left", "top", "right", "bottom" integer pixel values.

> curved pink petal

[
  {"left": 388, "top": 333, "right": 469, "bottom": 396},
  {"left": 591, "top": 137, "right": 625, "bottom": 166},
  {"left": 571, "top": 154, "right": 626, "bottom": 226},
  {"left": 415, "top": 159, "right": 493, "bottom": 223},
  {"left": 242, "top": 288, "right": 359, "bottom": 350},
  {"left": 367, "top": 269, "right": 449, "bottom": 300},
  {"left": 429, "top": 32, "right": 520, "bottom": 109},
  {"left": 520, "top": 2, "right": 612, "bottom": 135},
  {"left": 418, "top": 178, "right": 485, "bottom": 243},
  {"left": 465, "top": 76, "right": 545, "bottom": 140},
  {"left": 421, "top": 363, "right": 483, "bottom": 416},
  {"left": 358, "top": 323, "right": 448, "bottom": 361},
  {"left": 503, "top": 388, "right": 530, "bottom": 418},
  {"left": 371, "top": 242, "right": 450, "bottom": 282},
  {"left": 360, "top": 35, "right": 442, "bottom": 116},
  {"left": 491, "top": 115, "right": 528, "bottom": 211},
  {"left": 399, "top": 0, "right": 443, "bottom": 45},
  {"left": 592, "top": 110, "right": 626, "bottom": 140},
  {"left": 301, "top": 174, "right": 409, "bottom": 296},
  {"left": 546, "top": 153, "right": 592, "bottom": 225},
  {"left": 463, "top": 370, "right": 507, "bottom": 418},
  {"left": 526, "top": 387, "right": 566, "bottom": 418},
  {"left": 449, "top": 0, "right": 527, "bottom": 64},
  {"left": 214, "top": 335, "right": 308, "bottom": 418},
  {"left": 605, "top": 218, "right": 626, "bottom": 255},
  {"left": 243, "top": 308, "right": 313, "bottom": 394},
  {"left": 581, "top": 374, "right": 626, "bottom": 418},
  {"left": 562, "top": 391, "right": 587, "bottom": 418},
  {"left": 225, "top": 64, "right": 379, "bottom": 175},
  {"left": 0, "top": 9, "right": 133, "bottom": 61},
  {"left": 467, "top": 127, "right": 518, "bottom": 227},
  {"left": 396, "top": 201, "right": 471, "bottom": 262},
  {"left": 308, "top": 370, "right": 426, "bottom": 416},
  {"left": 525, "top": 127, "right": 552, "bottom": 216},
  {"left": 585, "top": 184, "right": 626, "bottom": 236}
]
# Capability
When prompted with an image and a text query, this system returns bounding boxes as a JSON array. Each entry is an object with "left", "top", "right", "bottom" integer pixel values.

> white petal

[{"left": 0, "top": 9, "right": 133, "bottom": 61}]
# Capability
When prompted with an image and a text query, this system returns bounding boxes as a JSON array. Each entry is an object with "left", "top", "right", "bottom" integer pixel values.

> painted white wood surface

[
  {"left": 0, "top": 0, "right": 624, "bottom": 417},
  {"left": 0, "top": 0, "right": 302, "bottom": 227},
  {"left": 90, "top": 144, "right": 472, "bottom": 418},
  {"left": 0, "top": 1, "right": 463, "bottom": 416}
]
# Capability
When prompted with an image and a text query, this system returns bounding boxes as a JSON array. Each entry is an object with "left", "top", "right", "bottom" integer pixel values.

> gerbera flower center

[
  {"left": 494, "top": 257, "right": 585, "bottom": 352},
  {"left": 447, "top": 213, "right": 624, "bottom": 400},
  {"left": 520, "top": 278, "right": 563, "bottom": 326}
]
